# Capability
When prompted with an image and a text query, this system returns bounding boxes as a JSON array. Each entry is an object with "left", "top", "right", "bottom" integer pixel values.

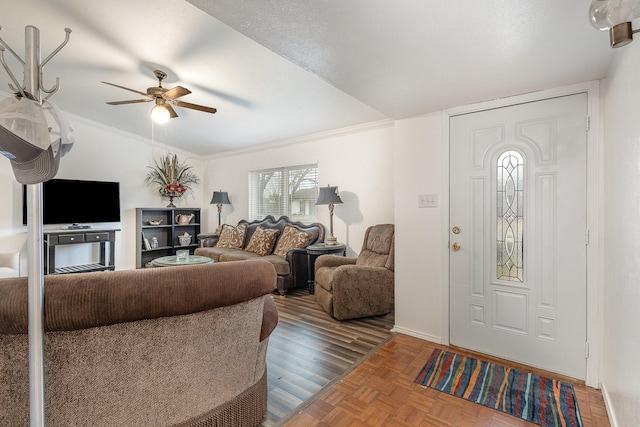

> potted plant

[{"left": 145, "top": 153, "right": 199, "bottom": 207}]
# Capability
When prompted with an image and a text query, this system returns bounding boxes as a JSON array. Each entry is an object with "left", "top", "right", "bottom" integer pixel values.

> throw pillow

[
  {"left": 273, "top": 225, "right": 313, "bottom": 258},
  {"left": 216, "top": 223, "right": 247, "bottom": 249},
  {"left": 245, "top": 226, "right": 280, "bottom": 256}
]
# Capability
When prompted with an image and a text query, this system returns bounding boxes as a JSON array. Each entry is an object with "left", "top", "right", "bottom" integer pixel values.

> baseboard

[
  {"left": 601, "top": 382, "right": 620, "bottom": 427},
  {"left": 392, "top": 326, "right": 441, "bottom": 344}
]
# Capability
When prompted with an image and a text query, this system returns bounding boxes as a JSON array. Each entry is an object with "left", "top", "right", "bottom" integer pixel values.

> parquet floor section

[
  {"left": 262, "top": 289, "right": 395, "bottom": 427},
  {"left": 279, "top": 334, "right": 612, "bottom": 427}
]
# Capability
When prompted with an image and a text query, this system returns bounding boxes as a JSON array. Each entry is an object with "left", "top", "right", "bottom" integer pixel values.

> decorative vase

[{"left": 164, "top": 191, "right": 183, "bottom": 208}]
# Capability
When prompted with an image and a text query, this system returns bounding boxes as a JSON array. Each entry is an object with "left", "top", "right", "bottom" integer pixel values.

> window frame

[{"left": 248, "top": 163, "right": 319, "bottom": 222}]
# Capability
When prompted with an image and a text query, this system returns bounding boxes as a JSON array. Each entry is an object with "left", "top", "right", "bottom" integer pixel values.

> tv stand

[
  {"left": 44, "top": 229, "right": 119, "bottom": 275},
  {"left": 68, "top": 223, "right": 92, "bottom": 229}
]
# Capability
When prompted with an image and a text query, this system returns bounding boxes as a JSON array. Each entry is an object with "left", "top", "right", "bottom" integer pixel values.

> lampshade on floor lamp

[
  {"left": 210, "top": 190, "right": 231, "bottom": 232},
  {"left": 316, "top": 185, "right": 343, "bottom": 245}
]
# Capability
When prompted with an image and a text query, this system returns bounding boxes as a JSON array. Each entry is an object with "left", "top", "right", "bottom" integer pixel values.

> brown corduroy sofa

[{"left": 0, "top": 259, "right": 278, "bottom": 427}]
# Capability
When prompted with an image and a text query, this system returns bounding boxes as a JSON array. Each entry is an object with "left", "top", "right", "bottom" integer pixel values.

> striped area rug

[{"left": 414, "top": 348, "right": 583, "bottom": 427}]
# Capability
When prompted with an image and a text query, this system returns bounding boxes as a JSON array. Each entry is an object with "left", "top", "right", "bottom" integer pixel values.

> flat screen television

[{"left": 22, "top": 179, "right": 121, "bottom": 227}]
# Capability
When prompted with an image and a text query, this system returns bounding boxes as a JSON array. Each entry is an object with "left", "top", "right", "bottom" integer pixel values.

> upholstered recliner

[{"left": 314, "top": 224, "right": 394, "bottom": 320}]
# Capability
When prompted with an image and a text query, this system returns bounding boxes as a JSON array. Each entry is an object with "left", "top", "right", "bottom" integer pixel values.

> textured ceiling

[{"left": 1, "top": 0, "right": 614, "bottom": 156}]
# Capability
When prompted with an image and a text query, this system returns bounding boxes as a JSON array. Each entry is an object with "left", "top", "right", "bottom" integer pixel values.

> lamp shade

[
  {"left": 210, "top": 191, "right": 231, "bottom": 205},
  {"left": 316, "top": 185, "right": 343, "bottom": 205}
]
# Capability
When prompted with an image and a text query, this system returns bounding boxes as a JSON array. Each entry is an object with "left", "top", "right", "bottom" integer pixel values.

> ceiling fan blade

[
  {"left": 163, "top": 86, "right": 191, "bottom": 100},
  {"left": 166, "top": 104, "right": 179, "bottom": 119},
  {"left": 101, "top": 81, "right": 149, "bottom": 97},
  {"left": 173, "top": 100, "right": 217, "bottom": 114},
  {"left": 107, "top": 99, "right": 152, "bottom": 105}
]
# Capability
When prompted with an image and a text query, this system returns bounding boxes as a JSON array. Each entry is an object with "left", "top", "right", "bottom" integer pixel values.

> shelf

[
  {"left": 142, "top": 246, "right": 172, "bottom": 253},
  {"left": 136, "top": 207, "right": 201, "bottom": 269},
  {"left": 54, "top": 263, "right": 115, "bottom": 275}
]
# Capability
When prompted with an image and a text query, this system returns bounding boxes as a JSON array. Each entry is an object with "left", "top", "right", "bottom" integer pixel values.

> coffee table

[{"left": 151, "top": 255, "right": 213, "bottom": 267}]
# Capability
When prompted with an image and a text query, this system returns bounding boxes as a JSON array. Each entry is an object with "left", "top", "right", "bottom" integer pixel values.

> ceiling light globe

[
  {"left": 589, "top": 0, "right": 640, "bottom": 30},
  {"left": 151, "top": 105, "right": 170, "bottom": 124}
]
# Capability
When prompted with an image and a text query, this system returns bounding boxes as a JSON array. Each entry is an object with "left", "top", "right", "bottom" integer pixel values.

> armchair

[{"left": 314, "top": 224, "right": 394, "bottom": 320}]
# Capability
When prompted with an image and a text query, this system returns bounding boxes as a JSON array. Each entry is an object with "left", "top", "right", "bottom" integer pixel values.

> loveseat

[
  {"left": 196, "top": 215, "right": 325, "bottom": 295},
  {"left": 0, "top": 260, "right": 278, "bottom": 427}
]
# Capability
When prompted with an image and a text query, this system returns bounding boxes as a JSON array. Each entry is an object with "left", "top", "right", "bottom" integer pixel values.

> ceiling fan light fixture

[
  {"left": 151, "top": 104, "right": 170, "bottom": 124},
  {"left": 103, "top": 69, "right": 217, "bottom": 119}
]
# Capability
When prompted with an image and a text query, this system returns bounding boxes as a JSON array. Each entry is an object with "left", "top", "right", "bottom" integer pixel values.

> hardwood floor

[
  {"left": 263, "top": 289, "right": 395, "bottom": 426},
  {"left": 263, "top": 289, "right": 611, "bottom": 427}
]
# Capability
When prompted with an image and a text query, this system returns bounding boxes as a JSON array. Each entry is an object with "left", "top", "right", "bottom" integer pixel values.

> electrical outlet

[{"left": 419, "top": 194, "right": 438, "bottom": 208}]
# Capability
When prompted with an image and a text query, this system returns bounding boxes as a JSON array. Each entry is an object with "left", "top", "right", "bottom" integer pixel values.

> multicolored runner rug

[{"left": 414, "top": 348, "right": 583, "bottom": 427}]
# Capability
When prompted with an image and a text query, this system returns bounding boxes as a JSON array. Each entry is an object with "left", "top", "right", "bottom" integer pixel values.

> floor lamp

[
  {"left": 316, "top": 185, "right": 343, "bottom": 245},
  {"left": 210, "top": 190, "right": 231, "bottom": 232}
]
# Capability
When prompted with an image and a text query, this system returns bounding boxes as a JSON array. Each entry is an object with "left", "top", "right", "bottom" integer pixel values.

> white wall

[
  {"left": 0, "top": 112, "right": 205, "bottom": 273},
  {"left": 1, "top": 108, "right": 393, "bottom": 273},
  {"left": 203, "top": 121, "right": 395, "bottom": 257},
  {"left": 393, "top": 112, "right": 444, "bottom": 341},
  {"left": 601, "top": 41, "right": 640, "bottom": 426},
  {"left": 3, "top": 68, "right": 635, "bottom": 426}
]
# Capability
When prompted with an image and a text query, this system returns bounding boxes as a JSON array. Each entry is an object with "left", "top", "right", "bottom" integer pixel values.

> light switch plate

[{"left": 419, "top": 194, "right": 438, "bottom": 208}]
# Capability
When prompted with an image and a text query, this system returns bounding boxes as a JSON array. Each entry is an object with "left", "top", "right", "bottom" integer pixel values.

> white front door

[{"left": 449, "top": 93, "right": 588, "bottom": 379}]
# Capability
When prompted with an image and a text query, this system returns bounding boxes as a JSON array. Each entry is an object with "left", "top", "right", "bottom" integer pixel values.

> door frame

[{"left": 440, "top": 80, "right": 603, "bottom": 388}]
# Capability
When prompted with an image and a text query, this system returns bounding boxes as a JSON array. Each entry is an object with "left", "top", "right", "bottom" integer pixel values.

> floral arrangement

[{"left": 145, "top": 153, "right": 199, "bottom": 206}]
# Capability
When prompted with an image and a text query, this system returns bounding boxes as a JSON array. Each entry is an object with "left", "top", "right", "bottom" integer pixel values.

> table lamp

[
  {"left": 210, "top": 190, "right": 231, "bottom": 232},
  {"left": 316, "top": 185, "right": 343, "bottom": 245}
]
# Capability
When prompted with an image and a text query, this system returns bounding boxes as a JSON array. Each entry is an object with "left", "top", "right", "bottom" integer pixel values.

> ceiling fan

[{"left": 101, "top": 69, "right": 217, "bottom": 123}]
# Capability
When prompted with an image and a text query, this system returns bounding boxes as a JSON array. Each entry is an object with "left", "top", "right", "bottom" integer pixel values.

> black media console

[{"left": 43, "top": 228, "right": 119, "bottom": 275}]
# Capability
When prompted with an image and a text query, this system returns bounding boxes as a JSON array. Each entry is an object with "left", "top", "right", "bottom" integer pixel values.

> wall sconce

[
  {"left": 589, "top": 0, "right": 640, "bottom": 47},
  {"left": 209, "top": 190, "right": 231, "bottom": 232},
  {"left": 315, "top": 185, "right": 343, "bottom": 245}
]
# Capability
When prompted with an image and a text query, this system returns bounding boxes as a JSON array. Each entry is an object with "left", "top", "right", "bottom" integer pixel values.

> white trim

[
  {"left": 440, "top": 80, "right": 602, "bottom": 388},
  {"left": 601, "top": 383, "right": 620, "bottom": 427},
  {"left": 392, "top": 327, "right": 441, "bottom": 344},
  {"left": 206, "top": 119, "right": 395, "bottom": 159}
]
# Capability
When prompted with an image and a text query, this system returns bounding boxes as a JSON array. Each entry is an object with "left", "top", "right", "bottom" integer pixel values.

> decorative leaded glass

[{"left": 497, "top": 151, "right": 524, "bottom": 282}]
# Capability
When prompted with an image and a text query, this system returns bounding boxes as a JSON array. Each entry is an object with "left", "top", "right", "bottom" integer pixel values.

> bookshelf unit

[{"left": 135, "top": 207, "right": 201, "bottom": 268}]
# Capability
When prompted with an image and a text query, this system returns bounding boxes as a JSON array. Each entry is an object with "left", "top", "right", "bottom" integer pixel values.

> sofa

[
  {"left": 196, "top": 215, "right": 325, "bottom": 295},
  {"left": 314, "top": 224, "right": 395, "bottom": 320},
  {"left": 0, "top": 259, "right": 278, "bottom": 427}
]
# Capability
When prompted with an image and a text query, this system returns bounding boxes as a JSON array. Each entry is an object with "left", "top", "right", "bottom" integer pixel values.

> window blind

[{"left": 248, "top": 163, "right": 319, "bottom": 221}]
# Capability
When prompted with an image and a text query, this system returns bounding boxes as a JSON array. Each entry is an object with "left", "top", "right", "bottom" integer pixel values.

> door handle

[{"left": 451, "top": 242, "right": 461, "bottom": 251}]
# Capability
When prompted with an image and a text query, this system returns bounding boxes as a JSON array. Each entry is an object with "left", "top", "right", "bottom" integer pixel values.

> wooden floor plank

[
  {"left": 262, "top": 289, "right": 394, "bottom": 427},
  {"left": 262, "top": 290, "right": 611, "bottom": 427},
  {"left": 278, "top": 334, "right": 612, "bottom": 427}
]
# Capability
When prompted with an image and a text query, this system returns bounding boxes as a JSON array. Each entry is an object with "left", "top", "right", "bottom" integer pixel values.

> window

[
  {"left": 496, "top": 150, "right": 524, "bottom": 282},
  {"left": 249, "top": 164, "right": 319, "bottom": 221}
]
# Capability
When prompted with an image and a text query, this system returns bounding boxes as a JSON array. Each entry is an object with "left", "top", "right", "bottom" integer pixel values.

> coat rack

[{"left": 0, "top": 24, "right": 71, "bottom": 427}]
